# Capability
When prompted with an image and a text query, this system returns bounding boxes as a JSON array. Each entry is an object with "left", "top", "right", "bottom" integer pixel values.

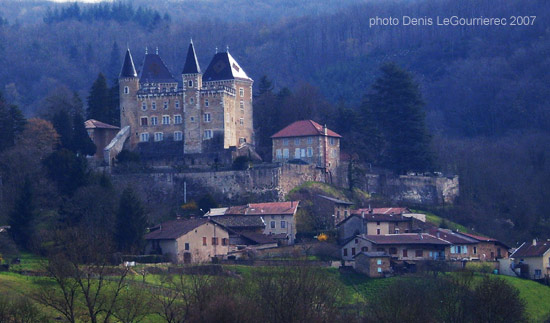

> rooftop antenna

[{"left": 145, "top": 46, "right": 148, "bottom": 54}]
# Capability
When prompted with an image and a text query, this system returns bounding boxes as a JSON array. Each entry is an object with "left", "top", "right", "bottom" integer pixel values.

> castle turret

[
  {"left": 182, "top": 40, "right": 203, "bottom": 154},
  {"left": 119, "top": 48, "right": 140, "bottom": 147}
]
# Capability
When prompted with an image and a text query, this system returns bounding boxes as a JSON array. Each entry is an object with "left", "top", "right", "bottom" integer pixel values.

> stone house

[
  {"left": 456, "top": 232, "right": 509, "bottom": 261},
  {"left": 314, "top": 194, "right": 353, "bottom": 226},
  {"left": 271, "top": 120, "right": 341, "bottom": 175},
  {"left": 354, "top": 252, "right": 391, "bottom": 277},
  {"left": 341, "top": 233, "right": 449, "bottom": 261},
  {"left": 145, "top": 218, "right": 230, "bottom": 264},
  {"left": 85, "top": 119, "right": 119, "bottom": 161},
  {"left": 510, "top": 239, "right": 550, "bottom": 279},
  {"left": 337, "top": 211, "right": 421, "bottom": 243},
  {"left": 118, "top": 41, "right": 254, "bottom": 160}
]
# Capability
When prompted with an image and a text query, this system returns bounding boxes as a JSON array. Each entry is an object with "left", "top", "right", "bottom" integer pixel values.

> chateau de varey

[{"left": 118, "top": 41, "right": 253, "bottom": 156}]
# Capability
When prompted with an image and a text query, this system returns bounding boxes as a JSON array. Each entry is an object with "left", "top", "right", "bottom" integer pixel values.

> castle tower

[
  {"left": 119, "top": 48, "right": 140, "bottom": 147},
  {"left": 182, "top": 40, "right": 203, "bottom": 154}
]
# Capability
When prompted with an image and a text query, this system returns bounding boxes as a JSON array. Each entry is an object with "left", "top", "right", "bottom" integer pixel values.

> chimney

[
  {"left": 324, "top": 124, "right": 328, "bottom": 136},
  {"left": 419, "top": 233, "right": 423, "bottom": 240},
  {"left": 436, "top": 232, "right": 440, "bottom": 239},
  {"left": 361, "top": 211, "right": 365, "bottom": 218},
  {"left": 533, "top": 238, "right": 537, "bottom": 246}
]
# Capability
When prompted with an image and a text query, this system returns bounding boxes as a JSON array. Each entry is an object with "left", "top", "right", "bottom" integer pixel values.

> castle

[{"left": 118, "top": 41, "right": 254, "bottom": 160}]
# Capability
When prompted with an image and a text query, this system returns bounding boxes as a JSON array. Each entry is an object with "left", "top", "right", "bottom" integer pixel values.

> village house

[
  {"left": 341, "top": 233, "right": 449, "bottom": 261},
  {"left": 510, "top": 239, "right": 550, "bottom": 280},
  {"left": 145, "top": 218, "right": 230, "bottom": 264},
  {"left": 206, "top": 201, "right": 299, "bottom": 244},
  {"left": 354, "top": 252, "right": 391, "bottom": 277},
  {"left": 85, "top": 119, "right": 120, "bottom": 161},
  {"left": 314, "top": 194, "right": 353, "bottom": 226},
  {"left": 271, "top": 120, "right": 341, "bottom": 176},
  {"left": 457, "top": 232, "right": 509, "bottom": 260}
]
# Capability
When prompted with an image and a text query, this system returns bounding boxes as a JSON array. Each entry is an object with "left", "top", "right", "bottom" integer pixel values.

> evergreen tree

[
  {"left": 108, "top": 41, "right": 121, "bottom": 81},
  {"left": 109, "top": 79, "right": 120, "bottom": 126},
  {"left": 43, "top": 149, "right": 89, "bottom": 196},
  {"left": 115, "top": 188, "right": 147, "bottom": 253},
  {"left": 52, "top": 109, "right": 73, "bottom": 150},
  {"left": 8, "top": 178, "right": 35, "bottom": 249},
  {"left": 86, "top": 73, "right": 111, "bottom": 124},
  {"left": 71, "top": 113, "right": 96, "bottom": 156},
  {"left": 364, "top": 62, "right": 434, "bottom": 174},
  {"left": 257, "top": 75, "right": 274, "bottom": 96},
  {"left": 0, "top": 92, "right": 26, "bottom": 153}
]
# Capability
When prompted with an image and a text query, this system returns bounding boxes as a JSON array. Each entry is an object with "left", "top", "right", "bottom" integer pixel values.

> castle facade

[{"left": 119, "top": 41, "right": 254, "bottom": 157}]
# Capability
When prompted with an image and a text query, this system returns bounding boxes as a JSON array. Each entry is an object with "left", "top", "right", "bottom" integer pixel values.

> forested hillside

[{"left": 0, "top": 0, "right": 549, "bottom": 244}]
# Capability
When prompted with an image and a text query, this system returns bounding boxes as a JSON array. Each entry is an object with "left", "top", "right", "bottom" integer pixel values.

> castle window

[
  {"left": 239, "top": 118, "right": 244, "bottom": 126},
  {"left": 281, "top": 221, "right": 286, "bottom": 228},
  {"left": 307, "top": 137, "right": 313, "bottom": 144},
  {"left": 190, "top": 116, "right": 195, "bottom": 122},
  {"left": 188, "top": 80, "right": 193, "bottom": 88},
  {"left": 140, "top": 117, "right": 148, "bottom": 126},
  {"left": 283, "top": 149, "right": 289, "bottom": 158},
  {"left": 162, "top": 87, "right": 166, "bottom": 92},
  {"left": 307, "top": 147, "right": 313, "bottom": 157},
  {"left": 294, "top": 138, "right": 300, "bottom": 145},
  {"left": 154, "top": 132, "right": 163, "bottom": 142},
  {"left": 239, "top": 88, "right": 244, "bottom": 97},
  {"left": 204, "top": 130, "right": 213, "bottom": 139},
  {"left": 174, "top": 131, "right": 182, "bottom": 141},
  {"left": 330, "top": 137, "right": 336, "bottom": 145},
  {"left": 152, "top": 102, "right": 157, "bottom": 110},
  {"left": 140, "top": 133, "right": 149, "bottom": 142},
  {"left": 204, "top": 113, "right": 211, "bottom": 122},
  {"left": 190, "top": 97, "right": 194, "bottom": 104},
  {"left": 163, "top": 101, "right": 168, "bottom": 109},
  {"left": 141, "top": 102, "right": 147, "bottom": 111},
  {"left": 276, "top": 149, "right": 282, "bottom": 159},
  {"left": 301, "top": 149, "right": 306, "bottom": 157},
  {"left": 175, "top": 100, "right": 180, "bottom": 109},
  {"left": 205, "top": 99, "right": 209, "bottom": 107},
  {"left": 174, "top": 115, "right": 182, "bottom": 124},
  {"left": 162, "top": 115, "right": 170, "bottom": 125},
  {"left": 239, "top": 137, "right": 246, "bottom": 144},
  {"left": 331, "top": 149, "right": 337, "bottom": 158},
  {"left": 283, "top": 138, "right": 289, "bottom": 146},
  {"left": 151, "top": 117, "right": 158, "bottom": 126},
  {"left": 240, "top": 100, "right": 244, "bottom": 110},
  {"left": 124, "top": 86, "right": 129, "bottom": 94},
  {"left": 294, "top": 148, "right": 300, "bottom": 159}
]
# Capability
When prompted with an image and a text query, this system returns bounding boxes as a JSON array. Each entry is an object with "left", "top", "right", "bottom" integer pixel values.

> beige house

[
  {"left": 145, "top": 218, "right": 230, "bottom": 264},
  {"left": 510, "top": 239, "right": 550, "bottom": 280}
]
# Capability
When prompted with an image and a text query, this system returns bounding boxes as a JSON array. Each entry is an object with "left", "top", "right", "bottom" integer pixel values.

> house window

[
  {"left": 389, "top": 247, "right": 397, "bottom": 255},
  {"left": 394, "top": 228, "right": 400, "bottom": 234},
  {"left": 240, "top": 118, "right": 244, "bottom": 126},
  {"left": 355, "top": 239, "right": 358, "bottom": 244},
  {"left": 535, "top": 269, "right": 542, "bottom": 279},
  {"left": 222, "top": 238, "right": 227, "bottom": 246},
  {"left": 190, "top": 97, "right": 194, "bottom": 104},
  {"left": 202, "top": 237, "right": 207, "bottom": 246},
  {"left": 141, "top": 102, "right": 147, "bottom": 111},
  {"left": 124, "top": 86, "right": 129, "bottom": 94},
  {"left": 174, "top": 115, "right": 182, "bottom": 124},
  {"left": 240, "top": 100, "right": 244, "bottom": 110},
  {"left": 185, "top": 243, "right": 189, "bottom": 250},
  {"left": 204, "top": 113, "right": 211, "bottom": 122},
  {"left": 415, "top": 250, "right": 423, "bottom": 257},
  {"left": 307, "top": 137, "right": 313, "bottom": 144},
  {"left": 205, "top": 99, "right": 209, "bottom": 107},
  {"left": 283, "top": 138, "right": 289, "bottom": 146},
  {"left": 497, "top": 248, "right": 501, "bottom": 258},
  {"left": 456, "top": 246, "right": 462, "bottom": 254},
  {"left": 473, "top": 246, "right": 477, "bottom": 254},
  {"left": 151, "top": 117, "right": 158, "bottom": 125},
  {"left": 376, "top": 221, "right": 380, "bottom": 226},
  {"left": 376, "top": 229, "right": 381, "bottom": 235},
  {"left": 154, "top": 132, "right": 163, "bottom": 142},
  {"left": 152, "top": 102, "right": 157, "bottom": 110},
  {"left": 239, "top": 88, "right": 244, "bottom": 97},
  {"left": 270, "top": 221, "right": 275, "bottom": 229},
  {"left": 377, "top": 267, "right": 382, "bottom": 273},
  {"left": 307, "top": 147, "right": 313, "bottom": 157},
  {"left": 377, "top": 259, "right": 382, "bottom": 265},
  {"left": 281, "top": 221, "right": 286, "bottom": 228},
  {"left": 140, "top": 117, "right": 148, "bottom": 126},
  {"left": 329, "top": 137, "right": 335, "bottom": 145},
  {"left": 361, "top": 247, "right": 368, "bottom": 252},
  {"left": 162, "top": 115, "right": 170, "bottom": 125},
  {"left": 294, "top": 138, "right": 300, "bottom": 145},
  {"left": 174, "top": 131, "right": 182, "bottom": 141},
  {"left": 140, "top": 133, "right": 149, "bottom": 142},
  {"left": 163, "top": 101, "right": 168, "bottom": 109},
  {"left": 343, "top": 248, "right": 348, "bottom": 257},
  {"left": 351, "top": 248, "right": 356, "bottom": 256},
  {"left": 175, "top": 100, "right": 180, "bottom": 109},
  {"left": 344, "top": 210, "right": 348, "bottom": 216},
  {"left": 204, "top": 130, "right": 213, "bottom": 139},
  {"left": 403, "top": 249, "right": 408, "bottom": 257},
  {"left": 300, "top": 149, "right": 305, "bottom": 157},
  {"left": 212, "top": 237, "right": 218, "bottom": 245},
  {"left": 294, "top": 148, "right": 300, "bottom": 159},
  {"left": 188, "top": 80, "right": 193, "bottom": 87},
  {"left": 276, "top": 149, "right": 282, "bottom": 159},
  {"left": 283, "top": 149, "right": 289, "bottom": 158}
]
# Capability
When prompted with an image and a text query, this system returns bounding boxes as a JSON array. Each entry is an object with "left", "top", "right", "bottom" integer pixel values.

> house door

[{"left": 183, "top": 252, "right": 191, "bottom": 264}]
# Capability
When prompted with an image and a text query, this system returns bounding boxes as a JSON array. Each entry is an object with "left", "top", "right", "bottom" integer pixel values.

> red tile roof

[
  {"left": 363, "top": 233, "right": 450, "bottom": 245},
  {"left": 145, "top": 218, "right": 223, "bottom": 240},
  {"left": 458, "top": 232, "right": 498, "bottom": 242},
  {"left": 225, "top": 201, "right": 299, "bottom": 216},
  {"left": 85, "top": 119, "right": 119, "bottom": 130},
  {"left": 271, "top": 120, "right": 342, "bottom": 138},
  {"left": 426, "top": 228, "right": 478, "bottom": 244},
  {"left": 512, "top": 240, "right": 550, "bottom": 258}
]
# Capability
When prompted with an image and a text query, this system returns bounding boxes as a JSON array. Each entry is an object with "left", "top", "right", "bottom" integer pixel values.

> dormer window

[{"left": 188, "top": 80, "right": 193, "bottom": 88}]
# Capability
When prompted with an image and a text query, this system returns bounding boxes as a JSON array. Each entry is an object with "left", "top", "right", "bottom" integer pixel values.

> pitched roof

[
  {"left": 511, "top": 240, "right": 550, "bottom": 258},
  {"left": 85, "top": 119, "right": 119, "bottom": 130},
  {"left": 211, "top": 215, "right": 265, "bottom": 229},
  {"left": 139, "top": 53, "right": 177, "bottom": 84},
  {"left": 458, "top": 232, "right": 498, "bottom": 242},
  {"left": 225, "top": 201, "right": 299, "bottom": 216},
  {"left": 182, "top": 40, "right": 201, "bottom": 74},
  {"left": 426, "top": 228, "right": 478, "bottom": 245},
  {"left": 120, "top": 48, "right": 137, "bottom": 78},
  {"left": 372, "top": 207, "right": 410, "bottom": 215},
  {"left": 203, "top": 51, "right": 251, "bottom": 82},
  {"left": 350, "top": 211, "right": 411, "bottom": 223},
  {"left": 145, "top": 218, "right": 220, "bottom": 240},
  {"left": 363, "top": 233, "right": 450, "bottom": 246},
  {"left": 238, "top": 231, "right": 279, "bottom": 245},
  {"left": 318, "top": 195, "right": 354, "bottom": 205},
  {"left": 335, "top": 214, "right": 363, "bottom": 228},
  {"left": 271, "top": 120, "right": 342, "bottom": 138}
]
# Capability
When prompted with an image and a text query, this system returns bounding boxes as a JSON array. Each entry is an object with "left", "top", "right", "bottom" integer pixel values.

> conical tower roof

[
  {"left": 119, "top": 48, "right": 137, "bottom": 78},
  {"left": 182, "top": 40, "right": 201, "bottom": 74}
]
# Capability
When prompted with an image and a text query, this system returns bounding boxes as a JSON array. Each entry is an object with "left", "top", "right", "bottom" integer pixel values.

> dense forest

[{"left": 0, "top": 0, "right": 549, "bottom": 244}]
